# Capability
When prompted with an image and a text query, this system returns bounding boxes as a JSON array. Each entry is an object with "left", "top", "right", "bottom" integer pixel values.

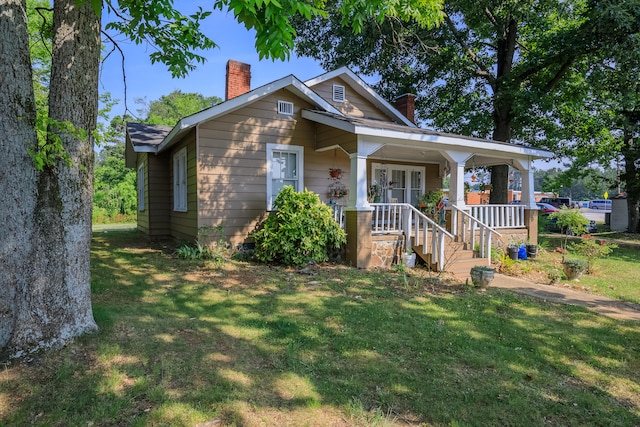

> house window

[
  {"left": 277, "top": 100, "right": 294, "bottom": 115},
  {"left": 332, "top": 84, "right": 345, "bottom": 102},
  {"left": 266, "top": 143, "right": 304, "bottom": 210},
  {"left": 173, "top": 148, "right": 187, "bottom": 212},
  {"left": 137, "top": 162, "right": 145, "bottom": 211},
  {"left": 372, "top": 163, "right": 425, "bottom": 204}
]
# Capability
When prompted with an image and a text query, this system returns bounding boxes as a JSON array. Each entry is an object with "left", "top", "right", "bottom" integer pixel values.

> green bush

[
  {"left": 569, "top": 237, "right": 617, "bottom": 274},
  {"left": 251, "top": 186, "right": 346, "bottom": 266},
  {"left": 549, "top": 207, "right": 589, "bottom": 253}
]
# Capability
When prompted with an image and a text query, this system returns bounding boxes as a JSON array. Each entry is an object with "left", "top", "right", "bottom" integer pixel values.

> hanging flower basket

[{"left": 329, "top": 168, "right": 342, "bottom": 179}]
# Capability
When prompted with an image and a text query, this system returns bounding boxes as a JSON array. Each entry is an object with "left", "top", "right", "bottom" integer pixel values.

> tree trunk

[
  {"left": 0, "top": 0, "right": 38, "bottom": 351},
  {"left": 1, "top": 0, "right": 100, "bottom": 357},
  {"left": 622, "top": 123, "right": 640, "bottom": 233},
  {"left": 489, "top": 18, "right": 517, "bottom": 205}
]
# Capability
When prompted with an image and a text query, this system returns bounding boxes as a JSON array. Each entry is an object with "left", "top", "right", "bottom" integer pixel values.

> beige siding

[
  {"left": 147, "top": 153, "right": 171, "bottom": 236},
  {"left": 136, "top": 153, "right": 149, "bottom": 233},
  {"left": 169, "top": 130, "right": 198, "bottom": 241},
  {"left": 311, "top": 77, "right": 392, "bottom": 121},
  {"left": 316, "top": 124, "right": 357, "bottom": 153},
  {"left": 197, "top": 89, "right": 352, "bottom": 246}
]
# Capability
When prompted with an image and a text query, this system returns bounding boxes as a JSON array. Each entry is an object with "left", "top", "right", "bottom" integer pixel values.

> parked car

[
  {"left": 589, "top": 199, "right": 612, "bottom": 210},
  {"left": 536, "top": 202, "right": 559, "bottom": 215},
  {"left": 547, "top": 217, "right": 597, "bottom": 234},
  {"left": 540, "top": 196, "right": 572, "bottom": 208}
]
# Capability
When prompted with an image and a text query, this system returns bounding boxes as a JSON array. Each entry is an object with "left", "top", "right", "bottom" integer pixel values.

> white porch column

[
  {"left": 513, "top": 157, "right": 535, "bottom": 208},
  {"left": 349, "top": 153, "right": 371, "bottom": 210},
  {"left": 442, "top": 151, "right": 473, "bottom": 208}
]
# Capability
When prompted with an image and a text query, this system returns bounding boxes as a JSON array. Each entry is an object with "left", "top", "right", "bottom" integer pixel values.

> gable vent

[
  {"left": 278, "top": 100, "right": 294, "bottom": 115},
  {"left": 332, "top": 84, "right": 345, "bottom": 102}
]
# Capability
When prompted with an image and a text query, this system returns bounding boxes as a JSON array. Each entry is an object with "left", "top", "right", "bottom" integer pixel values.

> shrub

[
  {"left": 549, "top": 207, "right": 589, "bottom": 255},
  {"left": 251, "top": 186, "right": 346, "bottom": 266},
  {"left": 569, "top": 237, "right": 617, "bottom": 274},
  {"left": 175, "top": 224, "right": 228, "bottom": 262}
]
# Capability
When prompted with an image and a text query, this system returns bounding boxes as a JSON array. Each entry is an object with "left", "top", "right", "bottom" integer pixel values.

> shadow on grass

[{"left": 1, "top": 230, "right": 639, "bottom": 426}]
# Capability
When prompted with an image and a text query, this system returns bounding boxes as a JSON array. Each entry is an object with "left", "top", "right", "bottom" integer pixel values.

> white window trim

[
  {"left": 173, "top": 148, "right": 188, "bottom": 212},
  {"left": 266, "top": 143, "right": 304, "bottom": 210},
  {"left": 137, "top": 162, "right": 145, "bottom": 211}
]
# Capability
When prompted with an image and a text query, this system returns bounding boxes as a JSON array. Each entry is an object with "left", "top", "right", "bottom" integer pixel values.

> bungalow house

[{"left": 126, "top": 60, "right": 553, "bottom": 273}]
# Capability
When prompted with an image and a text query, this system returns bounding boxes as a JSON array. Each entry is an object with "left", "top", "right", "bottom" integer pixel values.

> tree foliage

[
  {"left": 140, "top": 90, "right": 222, "bottom": 126},
  {"left": 292, "top": 0, "right": 607, "bottom": 203}
]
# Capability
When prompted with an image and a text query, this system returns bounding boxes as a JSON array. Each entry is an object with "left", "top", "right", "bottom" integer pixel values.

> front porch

[{"left": 333, "top": 202, "right": 537, "bottom": 275}]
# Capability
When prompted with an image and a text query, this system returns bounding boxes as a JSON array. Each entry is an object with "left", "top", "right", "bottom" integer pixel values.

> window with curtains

[
  {"left": 137, "top": 162, "right": 145, "bottom": 211},
  {"left": 266, "top": 143, "right": 304, "bottom": 210},
  {"left": 173, "top": 148, "right": 187, "bottom": 212}
]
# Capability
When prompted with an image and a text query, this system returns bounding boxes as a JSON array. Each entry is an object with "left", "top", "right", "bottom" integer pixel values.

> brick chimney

[
  {"left": 225, "top": 60, "right": 251, "bottom": 100},
  {"left": 394, "top": 93, "right": 415, "bottom": 123}
]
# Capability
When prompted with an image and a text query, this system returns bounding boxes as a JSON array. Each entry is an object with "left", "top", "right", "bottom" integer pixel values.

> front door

[{"left": 372, "top": 163, "right": 425, "bottom": 205}]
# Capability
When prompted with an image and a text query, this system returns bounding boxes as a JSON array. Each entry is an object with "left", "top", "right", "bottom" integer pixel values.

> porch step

[{"left": 412, "top": 244, "right": 489, "bottom": 280}]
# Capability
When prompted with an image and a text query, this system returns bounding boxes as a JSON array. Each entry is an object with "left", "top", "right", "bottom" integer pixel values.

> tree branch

[
  {"left": 34, "top": 7, "right": 53, "bottom": 58},
  {"left": 100, "top": 30, "right": 133, "bottom": 117},
  {"left": 543, "top": 57, "right": 575, "bottom": 93},
  {"left": 444, "top": 14, "right": 495, "bottom": 87}
]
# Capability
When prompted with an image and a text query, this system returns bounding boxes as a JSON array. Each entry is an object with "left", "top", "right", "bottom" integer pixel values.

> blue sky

[{"left": 99, "top": 7, "right": 337, "bottom": 119}]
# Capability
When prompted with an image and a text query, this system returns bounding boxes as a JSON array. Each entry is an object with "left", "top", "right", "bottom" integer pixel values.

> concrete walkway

[{"left": 490, "top": 273, "right": 640, "bottom": 322}]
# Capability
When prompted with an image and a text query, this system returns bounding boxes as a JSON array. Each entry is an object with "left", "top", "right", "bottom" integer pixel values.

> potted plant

[
  {"left": 470, "top": 265, "right": 495, "bottom": 288},
  {"left": 506, "top": 244, "right": 519, "bottom": 261},
  {"left": 549, "top": 207, "right": 590, "bottom": 276},
  {"left": 368, "top": 183, "right": 381, "bottom": 202},
  {"left": 526, "top": 242, "right": 538, "bottom": 259},
  {"left": 403, "top": 249, "right": 416, "bottom": 268},
  {"left": 329, "top": 168, "right": 342, "bottom": 179},
  {"left": 562, "top": 258, "right": 587, "bottom": 280}
]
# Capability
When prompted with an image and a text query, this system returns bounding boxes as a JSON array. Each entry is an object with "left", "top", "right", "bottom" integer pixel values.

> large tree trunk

[
  {"left": 0, "top": 0, "right": 38, "bottom": 351},
  {"left": 489, "top": 18, "right": 517, "bottom": 205},
  {"left": 1, "top": 0, "right": 99, "bottom": 357},
  {"left": 622, "top": 124, "right": 640, "bottom": 233}
]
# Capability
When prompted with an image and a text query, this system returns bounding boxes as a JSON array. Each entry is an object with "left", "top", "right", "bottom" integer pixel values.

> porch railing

[
  {"left": 451, "top": 205, "right": 502, "bottom": 265},
  {"left": 466, "top": 204, "right": 525, "bottom": 229},
  {"left": 371, "top": 203, "right": 454, "bottom": 271},
  {"left": 331, "top": 204, "right": 345, "bottom": 228}
]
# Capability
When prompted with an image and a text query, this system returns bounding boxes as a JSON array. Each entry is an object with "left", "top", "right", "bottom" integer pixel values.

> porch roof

[{"left": 302, "top": 110, "right": 554, "bottom": 162}]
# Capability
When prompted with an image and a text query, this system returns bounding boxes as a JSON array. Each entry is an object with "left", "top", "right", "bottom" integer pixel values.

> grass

[{"left": 1, "top": 230, "right": 640, "bottom": 426}]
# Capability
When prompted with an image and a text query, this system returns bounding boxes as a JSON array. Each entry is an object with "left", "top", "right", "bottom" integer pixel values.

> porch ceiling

[{"left": 368, "top": 144, "right": 446, "bottom": 164}]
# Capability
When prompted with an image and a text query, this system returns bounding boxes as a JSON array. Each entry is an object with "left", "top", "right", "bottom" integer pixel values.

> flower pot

[
  {"left": 563, "top": 259, "right": 587, "bottom": 280},
  {"left": 526, "top": 244, "right": 538, "bottom": 259},
  {"left": 470, "top": 266, "right": 495, "bottom": 288},
  {"left": 507, "top": 245, "right": 519, "bottom": 261},
  {"left": 403, "top": 253, "right": 416, "bottom": 268}
]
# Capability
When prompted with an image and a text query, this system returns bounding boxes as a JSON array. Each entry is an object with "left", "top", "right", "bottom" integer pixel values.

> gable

[{"left": 311, "top": 77, "right": 393, "bottom": 121}]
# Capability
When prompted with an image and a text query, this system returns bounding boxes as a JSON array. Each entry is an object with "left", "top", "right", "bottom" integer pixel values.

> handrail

[
  {"left": 406, "top": 204, "right": 454, "bottom": 271},
  {"left": 371, "top": 203, "right": 453, "bottom": 271},
  {"left": 451, "top": 205, "right": 502, "bottom": 265}
]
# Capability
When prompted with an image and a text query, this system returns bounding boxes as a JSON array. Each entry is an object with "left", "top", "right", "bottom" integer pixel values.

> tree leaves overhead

[
  {"left": 294, "top": 0, "right": 590, "bottom": 145},
  {"left": 104, "top": 1, "right": 217, "bottom": 78},
  {"left": 100, "top": 0, "right": 442, "bottom": 77}
]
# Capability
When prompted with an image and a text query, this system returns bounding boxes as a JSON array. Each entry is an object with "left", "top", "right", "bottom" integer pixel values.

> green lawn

[
  {"left": 1, "top": 230, "right": 639, "bottom": 426},
  {"left": 533, "top": 235, "right": 640, "bottom": 303}
]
